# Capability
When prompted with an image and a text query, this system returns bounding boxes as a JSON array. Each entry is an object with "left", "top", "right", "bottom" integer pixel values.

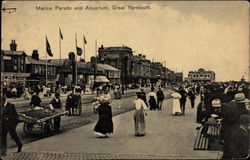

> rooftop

[{"left": 2, "top": 50, "right": 26, "bottom": 56}]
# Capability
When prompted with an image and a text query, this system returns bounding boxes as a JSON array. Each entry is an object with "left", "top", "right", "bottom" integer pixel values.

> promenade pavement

[{"left": 5, "top": 95, "right": 222, "bottom": 159}]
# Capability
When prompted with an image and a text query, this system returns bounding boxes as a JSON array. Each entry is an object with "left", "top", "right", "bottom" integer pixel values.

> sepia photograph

[{"left": 0, "top": 0, "right": 249, "bottom": 159}]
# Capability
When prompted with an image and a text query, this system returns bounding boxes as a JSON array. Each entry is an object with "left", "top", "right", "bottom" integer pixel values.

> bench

[
  {"left": 194, "top": 125, "right": 209, "bottom": 150},
  {"left": 194, "top": 124, "right": 222, "bottom": 151}
]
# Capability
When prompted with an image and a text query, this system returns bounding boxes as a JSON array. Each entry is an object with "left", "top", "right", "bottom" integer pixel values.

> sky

[{"left": 2, "top": 1, "right": 249, "bottom": 82}]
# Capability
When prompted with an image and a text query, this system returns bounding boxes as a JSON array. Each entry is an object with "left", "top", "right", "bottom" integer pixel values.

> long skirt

[
  {"left": 149, "top": 97, "right": 158, "bottom": 110},
  {"left": 134, "top": 109, "right": 145, "bottom": 136},
  {"left": 172, "top": 99, "right": 182, "bottom": 115}
]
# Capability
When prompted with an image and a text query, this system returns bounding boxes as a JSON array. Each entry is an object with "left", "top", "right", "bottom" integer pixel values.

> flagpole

[
  {"left": 83, "top": 35, "right": 85, "bottom": 61},
  {"left": 45, "top": 36, "right": 48, "bottom": 86},
  {"left": 75, "top": 33, "right": 78, "bottom": 85},
  {"left": 59, "top": 29, "right": 61, "bottom": 63}
]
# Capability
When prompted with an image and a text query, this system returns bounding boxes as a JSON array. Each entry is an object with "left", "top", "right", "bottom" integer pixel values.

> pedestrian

[
  {"left": 140, "top": 88, "right": 148, "bottom": 107},
  {"left": 148, "top": 87, "right": 158, "bottom": 110},
  {"left": 49, "top": 92, "right": 62, "bottom": 132},
  {"left": 93, "top": 94, "right": 113, "bottom": 138},
  {"left": 220, "top": 93, "right": 249, "bottom": 159},
  {"left": 156, "top": 87, "right": 165, "bottom": 110},
  {"left": 22, "top": 87, "right": 31, "bottom": 100},
  {"left": 232, "top": 114, "right": 249, "bottom": 159},
  {"left": 188, "top": 87, "right": 196, "bottom": 108},
  {"left": 65, "top": 89, "right": 78, "bottom": 116},
  {"left": 133, "top": 91, "right": 148, "bottom": 136},
  {"left": 178, "top": 86, "right": 188, "bottom": 115},
  {"left": 0, "top": 95, "right": 22, "bottom": 158},
  {"left": 30, "top": 91, "right": 42, "bottom": 108},
  {"left": 170, "top": 88, "right": 182, "bottom": 116}
]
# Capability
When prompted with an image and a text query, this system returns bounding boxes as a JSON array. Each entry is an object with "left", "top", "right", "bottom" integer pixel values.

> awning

[{"left": 95, "top": 76, "right": 109, "bottom": 83}]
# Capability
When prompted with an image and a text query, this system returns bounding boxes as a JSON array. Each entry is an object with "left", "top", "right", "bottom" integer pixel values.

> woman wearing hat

[
  {"left": 148, "top": 87, "right": 158, "bottom": 110},
  {"left": 133, "top": 91, "right": 148, "bottom": 136},
  {"left": 170, "top": 88, "right": 182, "bottom": 116},
  {"left": 93, "top": 95, "right": 113, "bottom": 138}
]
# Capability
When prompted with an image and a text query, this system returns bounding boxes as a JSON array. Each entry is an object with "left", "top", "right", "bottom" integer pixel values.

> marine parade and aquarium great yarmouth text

[{"left": 35, "top": 5, "right": 151, "bottom": 11}]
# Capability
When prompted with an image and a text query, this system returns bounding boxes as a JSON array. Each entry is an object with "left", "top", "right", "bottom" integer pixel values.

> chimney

[
  {"left": 142, "top": 55, "right": 146, "bottom": 59},
  {"left": 10, "top": 40, "right": 17, "bottom": 51},
  {"left": 32, "top": 50, "right": 39, "bottom": 60},
  {"left": 138, "top": 54, "right": 142, "bottom": 57},
  {"left": 68, "top": 52, "right": 75, "bottom": 61}
]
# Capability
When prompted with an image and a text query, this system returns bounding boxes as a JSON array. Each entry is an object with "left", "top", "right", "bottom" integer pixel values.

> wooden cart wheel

[
  {"left": 23, "top": 123, "right": 33, "bottom": 135},
  {"left": 43, "top": 120, "right": 54, "bottom": 135}
]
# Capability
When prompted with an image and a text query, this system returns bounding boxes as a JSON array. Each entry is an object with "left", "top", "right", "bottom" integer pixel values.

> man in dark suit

[
  {"left": 156, "top": 87, "right": 164, "bottom": 110},
  {"left": 0, "top": 95, "right": 22, "bottom": 158},
  {"left": 221, "top": 93, "right": 249, "bottom": 159},
  {"left": 49, "top": 93, "right": 62, "bottom": 132},
  {"left": 232, "top": 114, "right": 249, "bottom": 159},
  {"left": 178, "top": 86, "right": 188, "bottom": 115},
  {"left": 188, "top": 87, "right": 196, "bottom": 108}
]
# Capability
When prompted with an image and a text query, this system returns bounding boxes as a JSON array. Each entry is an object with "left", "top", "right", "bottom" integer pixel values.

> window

[
  {"left": 13, "top": 58, "right": 17, "bottom": 64},
  {"left": 13, "top": 65, "right": 17, "bottom": 70}
]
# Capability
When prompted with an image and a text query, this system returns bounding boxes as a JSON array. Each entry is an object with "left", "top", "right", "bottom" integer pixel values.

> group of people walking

[{"left": 170, "top": 86, "right": 196, "bottom": 116}]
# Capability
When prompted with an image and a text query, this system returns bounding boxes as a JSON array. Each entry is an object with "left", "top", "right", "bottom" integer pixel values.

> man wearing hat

[
  {"left": 220, "top": 93, "right": 249, "bottom": 159},
  {"left": 0, "top": 95, "right": 22, "bottom": 158}
]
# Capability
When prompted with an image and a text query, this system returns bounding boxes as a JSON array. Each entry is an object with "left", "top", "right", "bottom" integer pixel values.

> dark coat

[
  {"left": 50, "top": 98, "right": 62, "bottom": 109},
  {"left": 232, "top": 127, "right": 249, "bottom": 158},
  {"left": 179, "top": 89, "right": 187, "bottom": 101},
  {"left": 66, "top": 93, "right": 80, "bottom": 109},
  {"left": 188, "top": 90, "right": 196, "bottom": 99},
  {"left": 220, "top": 102, "right": 249, "bottom": 159},
  {"left": 94, "top": 103, "right": 113, "bottom": 134},
  {"left": 30, "top": 94, "right": 41, "bottom": 107},
  {"left": 156, "top": 90, "right": 165, "bottom": 100},
  {"left": 2, "top": 102, "right": 19, "bottom": 127}
]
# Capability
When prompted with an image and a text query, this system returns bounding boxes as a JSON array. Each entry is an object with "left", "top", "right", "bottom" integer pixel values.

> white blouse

[
  {"left": 133, "top": 99, "right": 148, "bottom": 110},
  {"left": 171, "top": 92, "right": 182, "bottom": 99}
]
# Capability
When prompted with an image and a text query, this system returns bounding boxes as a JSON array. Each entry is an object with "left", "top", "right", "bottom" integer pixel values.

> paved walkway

[{"left": 5, "top": 97, "right": 222, "bottom": 159}]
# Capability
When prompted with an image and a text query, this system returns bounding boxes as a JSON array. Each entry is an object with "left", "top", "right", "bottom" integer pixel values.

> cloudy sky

[{"left": 2, "top": 1, "right": 249, "bottom": 81}]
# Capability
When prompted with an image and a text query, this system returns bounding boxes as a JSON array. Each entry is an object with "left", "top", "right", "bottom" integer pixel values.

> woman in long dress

[
  {"left": 171, "top": 88, "right": 182, "bottom": 116},
  {"left": 134, "top": 92, "right": 148, "bottom": 136},
  {"left": 148, "top": 88, "right": 158, "bottom": 110},
  {"left": 94, "top": 95, "right": 113, "bottom": 138}
]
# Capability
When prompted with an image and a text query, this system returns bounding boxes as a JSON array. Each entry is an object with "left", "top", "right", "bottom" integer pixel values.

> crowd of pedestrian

[{"left": 193, "top": 82, "right": 249, "bottom": 159}]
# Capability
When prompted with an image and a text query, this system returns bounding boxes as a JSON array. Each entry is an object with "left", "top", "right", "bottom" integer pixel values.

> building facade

[
  {"left": 26, "top": 50, "right": 57, "bottom": 88},
  {"left": 98, "top": 45, "right": 134, "bottom": 84},
  {"left": 1, "top": 40, "right": 30, "bottom": 86},
  {"left": 188, "top": 68, "right": 215, "bottom": 82}
]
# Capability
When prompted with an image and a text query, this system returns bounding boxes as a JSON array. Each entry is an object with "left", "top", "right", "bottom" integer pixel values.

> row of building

[{"left": 1, "top": 40, "right": 215, "bottom": 90}]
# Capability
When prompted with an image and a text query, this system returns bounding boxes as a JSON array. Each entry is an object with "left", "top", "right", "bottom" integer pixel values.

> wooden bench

[
  {"left": 194, "top": 125, "right": 209, "bottom": 150},
  {"left": 194, "top": 123, "right": 222, "bottom": 151}
]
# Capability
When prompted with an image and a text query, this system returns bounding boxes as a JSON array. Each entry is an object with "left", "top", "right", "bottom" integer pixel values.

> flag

[
  {"left": 46, "top": 36, "right": 53, "bottom": 57},
  {"left": 83, "top": 36, "right": 87, "bottom": 44},
  {"left": 76, "top": 46, "right": 82, "bottom": 56},
  {"left": 59, "top": 28, "right": 63, "bottom": 39}
]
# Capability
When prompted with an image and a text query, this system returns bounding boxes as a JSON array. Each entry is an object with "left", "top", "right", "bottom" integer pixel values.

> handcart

[{"left": 18, "top": 108, "right": 67, "bottom": 136}]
